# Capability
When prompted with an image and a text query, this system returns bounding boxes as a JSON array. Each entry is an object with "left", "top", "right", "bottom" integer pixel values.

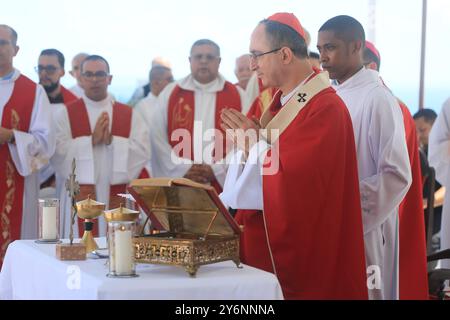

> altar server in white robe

[
  {"left": 317, "top": 16, "right": 411, "bottom": 300},
  {"left": 0, "top": 25, "right": 55, "bottom": 264},
  {"left": 428, "top": 97, "right": 450, "bottom": 271},
  {"left": 135, "top": 65, "right": 174, "bottom": 178},
  {"left": 150, "top": 39, "right": 244, "bottom": 192},
  {"left": 51, "top": 55, "right": 150, "bottom": 238}
]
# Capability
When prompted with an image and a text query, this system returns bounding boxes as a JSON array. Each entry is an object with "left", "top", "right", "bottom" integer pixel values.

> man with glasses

[
  {"left": 36, "top": 49, "right": 78, "bottom": 200},
  {"left": 219, "top": 13, "right": 367, "bottom": 299},
  {"left": 37, "top": 49, "right": 77, "bottom": 104},
  {"left": 0, "top": 25, "right": 55, "bottom": 265},
  {"left": 51, "top": 55, "right": 150, "bottom": 238},
  {"left": 150, "top": 39, "right": 243, "bottom": 192}
]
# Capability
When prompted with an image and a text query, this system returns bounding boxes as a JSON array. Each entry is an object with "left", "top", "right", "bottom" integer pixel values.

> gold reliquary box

[{"left": 127, "top": 178, "right": 242, "bottom": 276}]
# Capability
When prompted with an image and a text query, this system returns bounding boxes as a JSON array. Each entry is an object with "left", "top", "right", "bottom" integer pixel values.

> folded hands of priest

[
  {"left": 92, "top": 112, "right": 112, "bottom": 146},
  {"left": 220, "top": 108, "right": 261, "bottom": 155}
]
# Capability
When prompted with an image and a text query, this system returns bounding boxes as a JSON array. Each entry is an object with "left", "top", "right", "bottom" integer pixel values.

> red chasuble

[
  {"left": 262, "top": 84, "right": 368, "bottom": 299},
  {"left": 65, "top": 99, "right": 132, "bottom": 236},
  {"left": 246, "top": 86, "right": 278, "bottom": 120},
  {"left": 167, "top": 81, "right": 241, "bottom": 192},
  {"left": 60, "top": 85, "right": 78, "bottom": 104},
  {"left": 0, "top": 75, "right": 36, "bottom": 265},
  {"left": 234, "top": 85, "right": 277, "bottom": 273},
  {"left": 397, "top": 101, "right": 429, "bottom": 300}
]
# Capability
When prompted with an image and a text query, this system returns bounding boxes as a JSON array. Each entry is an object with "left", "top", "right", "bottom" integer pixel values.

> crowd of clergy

[{"left": 1, "top": 11, "right": 449, "bottom": 300}]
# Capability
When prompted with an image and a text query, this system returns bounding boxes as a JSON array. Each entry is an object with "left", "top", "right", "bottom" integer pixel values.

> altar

[{"left": 0, "top": 239, "right": 283, "bottom": 300}]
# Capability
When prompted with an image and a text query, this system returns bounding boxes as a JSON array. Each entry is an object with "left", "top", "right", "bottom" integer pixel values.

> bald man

[{"left": 69, "top": 52, "right": 89, "bottom": 97}]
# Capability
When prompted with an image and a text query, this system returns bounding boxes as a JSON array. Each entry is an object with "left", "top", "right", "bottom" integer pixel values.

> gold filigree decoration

[
  {"left": 1, "top": 159, "right": 16, "bottom": 264},
  {"left": 11, "top": 109, "right": 20, "bottom": 130},
  {"left": 172, "top": 98, "right": 193, "bottom": 129}
]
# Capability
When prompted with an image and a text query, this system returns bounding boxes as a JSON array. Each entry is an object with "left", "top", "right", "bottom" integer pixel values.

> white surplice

[
  {"left": 38, "top": 103, "right": 65, "bottom": 200},
  {"left": 0, "top": 69, "right": 55, "bottom": 239},
  {"left": 135, "top": 92, "right": 158, "bottom": 176},
  {"left": 150, "top": 74, "right": 244, "bottom": 187},
  {"left": 333, "top": 68, "right": 412, "bottom": 300},
  {"left": 51, "top": 95, "right": 151, "bottom": 238},
  {"left": 428, "top": 97, "right": 450, "bottom": 270}
]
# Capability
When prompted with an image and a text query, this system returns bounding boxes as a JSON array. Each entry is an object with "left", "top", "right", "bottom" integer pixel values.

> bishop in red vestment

[{"left": 220, "top": 13, "right": 368, "bottom": 300}]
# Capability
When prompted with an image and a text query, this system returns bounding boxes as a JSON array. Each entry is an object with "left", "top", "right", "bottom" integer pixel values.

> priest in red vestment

[
  {"left": 0, "top": 25, "right": 55, "bottom": 266},
  {"left": 149, "top": 39, "right": 244, "bottom": 193},
  {"left": 220, "top": 13, "right": 368, "bottom": 300},
  {"left": 364, "top": 41, "right": 429, "bottom": 299},
  {"left": 37, "top": 49, "right": 78, "bottom": 105},
  {"left": 51, "top": 55, "right": 150, "bottom": 238},
  {"left": 37, "top": 49, "right": 79, "bottom": 193}
]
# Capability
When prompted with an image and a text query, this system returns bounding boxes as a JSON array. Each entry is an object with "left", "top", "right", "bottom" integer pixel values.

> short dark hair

[
  {"left": 81, "top": 55, "right": 110, "bottom": 73},
  {"left": 0, "top": 24, "right": 18, "bottom": 46},
  {"left": 363, "top": 48, "right": 381, "bottom": 71},
  {"left": 413, "top": 109, "right": 438, "bottom": 123},
  {"left": 40, "top": 49, "right": 65, "bottom": 69},
  {"left": 191, "top": 39, "right": 221, "bottom": 57},
  {"left": 309, "top": 51, "right": 320, "bottom": 60},
  {"left": 259, "top": 19, "right": 308, "bottom": 59},
  {"left": 319, "top": 15, "right": 366, "bottom": 45}
]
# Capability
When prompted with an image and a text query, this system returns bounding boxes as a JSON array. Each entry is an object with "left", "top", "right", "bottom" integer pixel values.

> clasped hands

[
  {"left": 92, "top": 112, "right": 112, "bottom": 146},
  {"left": 220, "top": 108, "right": 261, "bottom": 156}
]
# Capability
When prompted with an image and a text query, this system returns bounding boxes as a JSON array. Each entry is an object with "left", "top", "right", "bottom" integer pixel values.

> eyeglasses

[
  {"left": 190, "top": 54, "right": 220, "bottom": 62},
  {"left": 35, "top": 65, "right": 59, "bottom": 75},
  {"left": 250, "top": 48, "right": 282, "bottom": 61},
  {"left": 82, "top": 71, "right": 109, "bottom": 80}
]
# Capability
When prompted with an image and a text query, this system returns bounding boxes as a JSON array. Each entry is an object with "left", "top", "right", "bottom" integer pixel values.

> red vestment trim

[
  {"left": 60, "top": 86, "right": 78, "bottom": 104},
  {"left": 0, "top": 75, "right": 36, "bottom": 265},
  {"left": 398, "top": 101, "right": 429, "bottom": 300}
]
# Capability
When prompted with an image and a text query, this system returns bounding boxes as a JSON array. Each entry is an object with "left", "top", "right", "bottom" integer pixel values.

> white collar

[
  {"left": 0, "top": 69, "right": 21, "bottom": 85},
  {"left": 83, "top": 94, "right": 112, "bottom": 108},
  {"left": 178, "top": 74, "right": 226, "bottom": 93},
  {"left": 280, "top": 71, "right": 315, "bottom": 106},
  {"left": 333, "top": 67, "right": 380, "bottom": 90}
]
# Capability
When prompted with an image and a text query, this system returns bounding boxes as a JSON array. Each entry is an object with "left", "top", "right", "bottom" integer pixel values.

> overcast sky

[{"left": 2, "top": 0, "right": 449, "bottom": 110}]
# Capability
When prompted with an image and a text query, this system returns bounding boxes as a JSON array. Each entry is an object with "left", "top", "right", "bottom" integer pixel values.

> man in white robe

[
  {"left": 136, "top": 65, "right": 174, "bottom": 127},
  {"left": 36, "top": 49, "right": 78, "bottom": 200},
  {"left": 317, "top": 15, "right": 412, "bottom": 300},
  {"left": 51, "top": 55, "right": 150, "bottom": 238},
  {"left": 0, "top": 25, "right": 54, "bottom": 263},
  {"left": 135, "top": 65, "right": 173, "bottom": 177},
  {"left": 428, "top": 97, "right": 450, "bottom": 271},
  {"left": 150, "top": 39, "right": 244, "bottom": 189}
]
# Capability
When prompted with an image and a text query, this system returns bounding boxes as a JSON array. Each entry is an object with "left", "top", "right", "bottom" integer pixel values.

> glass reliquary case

[{"left": 127, "top": 178, "right": 242, "bottom": 276}]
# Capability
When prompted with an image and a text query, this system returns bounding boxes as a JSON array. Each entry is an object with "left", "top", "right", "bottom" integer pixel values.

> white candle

[
  {"left": 42, "top": 206, "right": 57, "bottom": 240},
  {"left": 114, "top": 229, "right": 133, "bottom": 274}
]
